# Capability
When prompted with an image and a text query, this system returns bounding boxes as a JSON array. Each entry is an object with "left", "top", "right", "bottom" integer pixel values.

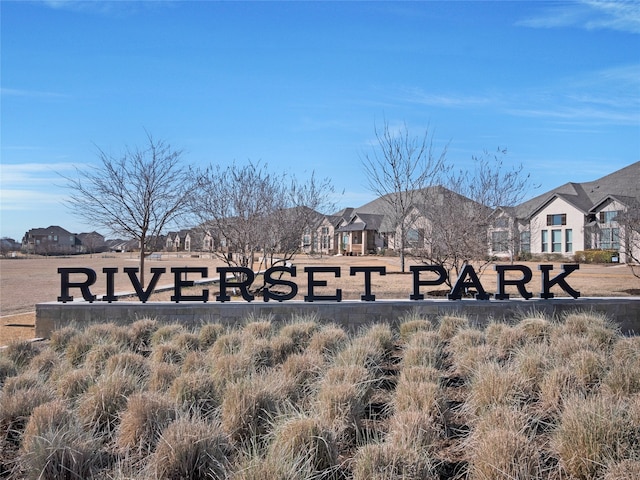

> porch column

[{"left": 362, "top": 230, "right": 367, "bottom": 255}]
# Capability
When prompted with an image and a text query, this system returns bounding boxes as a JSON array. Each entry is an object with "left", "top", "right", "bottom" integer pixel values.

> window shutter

[{"left": 561, "top": 214, "right": 566, "bottom": 225}]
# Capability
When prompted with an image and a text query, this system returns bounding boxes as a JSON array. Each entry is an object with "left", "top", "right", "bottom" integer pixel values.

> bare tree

[
  {"left": 360, "top": 120, "right": 447, "bottom": 272},
  {"left": 617, "top": 197, "right": 640, "bottom": 278},
  {"left": 64, "top": 134, "right": 192, "bottom": 286},
  {"left": 416, "top": 148, "right": 533, "bottom": 286},
  {"left": 191, "top": 161, "right": 334, "bottom": 291}
]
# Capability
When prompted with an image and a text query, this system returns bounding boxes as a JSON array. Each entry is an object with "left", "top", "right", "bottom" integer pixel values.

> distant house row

[
  {"left": 13, "top": 161, "right": 639, "bottom": 263},
  {"left": 302, "top": 161, "right": 640, "bottom": 263},
  {"left": 19, "top": 227, "right": 137, "bottom": 256}
]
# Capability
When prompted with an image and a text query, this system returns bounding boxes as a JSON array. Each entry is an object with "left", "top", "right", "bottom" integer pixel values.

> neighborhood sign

[{"left": 57, "top": 264, "right": 580, "bottom": 303}]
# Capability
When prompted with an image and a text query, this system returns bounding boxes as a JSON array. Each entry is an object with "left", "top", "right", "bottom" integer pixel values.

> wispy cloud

[
  {"left": 397, "top": 88, "right": 493, "bottom": 109},
  {"left": 0, "top": 162, "right": 79, "bottom": 185},
  {"left": 517, "top": 0, "right": 640, "bottom": 34},
  {"left": 0, "top": 189, "right": 68, "bottom": 211},
  {"left": 508, "top": 64, "right": 640, "bottom": 126},
  {"left": 1, "top": 87, "right": 69, "bottom": 99},
  {"left": 41, "top": 0, "right": 175, "bottom": 16}
]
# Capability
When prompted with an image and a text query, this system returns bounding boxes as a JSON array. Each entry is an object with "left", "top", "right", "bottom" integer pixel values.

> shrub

[{"left": 574, "top": 249, "right": 618, "bottom": 264}]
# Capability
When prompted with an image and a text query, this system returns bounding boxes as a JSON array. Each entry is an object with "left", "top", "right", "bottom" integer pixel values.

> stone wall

[{"left": 36, "top": 297, "right": 640, "bottom": 338}]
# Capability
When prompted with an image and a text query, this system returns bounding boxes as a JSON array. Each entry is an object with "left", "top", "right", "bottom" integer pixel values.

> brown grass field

[{"left": 1, "top": 253, "right": 639, "bottom": 345}]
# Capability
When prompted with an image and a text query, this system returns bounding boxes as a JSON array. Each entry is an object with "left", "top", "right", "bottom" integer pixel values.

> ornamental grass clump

[
  {"left": 437, "top": 314, "right": 469, "bottom": 342},
  {"left": 3, "top": 340, "right": 40, "bottom": 371},
  {"left": 127, "top": 317, "right": 158, "bottom": 352},
  {"left": 603, "top": 336, "right": 640, "bottom": 396},
  {"left": 150, "top": 415, "right": 231, "bottom": 480},
  {"left": 386, "top": 409, "right": 441, "bottom": 452},
  {"left": 352, "top": 442, "right": 437, "bottom": 480},
  {"left": 169, "top": 370, "right": 220, "bottom": 417},
  {"left": 446, "top": 327, "right": 491, "bottom": 378},
  {"left": 465, "top": 361, "right": 528, "bottom": 416},
  {"left": 552, "top": 393, "right": 638, "bottom": 479},
  {"left": 26, "top": 348, "right": 62, "bottom": 382},
  {"left": 307, "top": 324, "right": 348, "bottom": 358},
  {"left": 48, "top": 325, "right": 80, "bottom": 353},
  {"left": 150, "top": 323, "right": 186, "bottom": 347},
  {"left": 19, "top": 400, "right": 98, "bottom": 480},
  {"left": 116, "top": 391, "right": 176, "bottom": 455},
  {"left": 77, "top": 371, "right": 139, "bottom": 437},
  {"left": 198, "top": 322, "right": 226, "bottom": 349},
  {"left": 54, "top": 367, "right": 94, "bottom": 402},
  {"left": 267, "top": 414, "right": 338, "bottom": 473},
  {"left": 221, "top": 376, "right": 281, "bottom": 446},
  {"left": 400, "top": 330, "right": 441, "bottom": 370},
  {"left": 316, "top": 364, "right": 372, "bottom": 440},
  {"left": 466, "top": 405, "right": 539, "bottom": 480}
]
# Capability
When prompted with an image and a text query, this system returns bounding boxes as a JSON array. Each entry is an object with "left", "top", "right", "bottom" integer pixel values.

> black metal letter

[
  {"left": 350, "top": 266, "right": 386, "bottom": 301},
  {"left": 216, "top": 267, "right": 255, "bottom": 302},
  {"left": 495, "top": 265, "right": 533, "bottom": 300},
  {"left": 304, "top": 266, "right": 342, "bottom": 302},
  {"left": 58, "top": 267, "right": 97, "bottom": 303},
  {"left": 539, "top": 264, "right": 580, "bottom": 299},
  {"left": 102, "top": 267, "right": 119, "bottom": 303},
  {"left": 448, "top": 264, "right": 490, "bottom": 300},
  {"left": 263, "top": 265, "right": 298, "bottom": 302},
  {"left": 171, "top": 267, "right": 209, "bottom": 303},
  {"left": 123, "top": 267, "right": 166, "bottom": 303},
  {"left": 410, "top": 265, "right": 447, "bottom": 300}
]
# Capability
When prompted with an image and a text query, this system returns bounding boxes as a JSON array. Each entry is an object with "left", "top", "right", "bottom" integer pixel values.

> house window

[
  {"left": 599, "top": 211, "right": 619, "bottom": 223},
  {"left": 547, "top": 214, "right": 566, "bottom": 226},
  {"left": 303, "top": 235, "right": 311, "bottom": 247},
  {"left": 494, "top": 217, "right": 509, "bottom": 228},
  {"left": 541, "top": 230, "right": 548, "bottom": 252},
  {"left": 565, "top": 229, "right": 573, "bottom": 253},
  {"left": 352, "top": 231, "right": 362, "bottom": 245},
  {"left": 600, "top": 228, "right": 620, "bottom": 250},
  {"left": 552, "top": 229, "right": 562, "bottom": 252},
  {"left": 520, "top": 231, "right": 530, "bottom": 253},
  {"left": 491, "top": 231, "right": 509, "bottom": 253}
]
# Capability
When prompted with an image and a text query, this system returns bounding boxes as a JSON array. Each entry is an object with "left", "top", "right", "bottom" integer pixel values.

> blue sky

[{"left": 1, "top": 0, "right": 639, "bottom": 241}]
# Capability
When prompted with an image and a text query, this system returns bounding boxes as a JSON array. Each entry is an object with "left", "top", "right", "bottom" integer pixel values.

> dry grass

[{"left": 1, "top": 310, "right": 640, "bottom": 479}]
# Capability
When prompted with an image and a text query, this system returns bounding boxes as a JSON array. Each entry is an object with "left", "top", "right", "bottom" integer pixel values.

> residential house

[
  {"left": 499, "top": 161, "right": 640, "bottom": 262},
  {"left": 76, "top": 231, "right": 107, "bottom": 254},
  {"left": 165, "top": 229, "right": 213, "bottom": 253},
  {"left": 22, "top": 226, "right": 80, "bottom": 255}
]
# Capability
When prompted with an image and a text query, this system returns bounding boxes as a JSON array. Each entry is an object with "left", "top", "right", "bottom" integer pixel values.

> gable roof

[{"left": 515, "top": 161, "right": 640, "bottom": 220}]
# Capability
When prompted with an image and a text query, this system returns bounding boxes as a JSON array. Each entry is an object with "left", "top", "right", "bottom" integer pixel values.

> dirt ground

[{"left": 2, "top": 252, "right": 639, "bottom": 345}]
